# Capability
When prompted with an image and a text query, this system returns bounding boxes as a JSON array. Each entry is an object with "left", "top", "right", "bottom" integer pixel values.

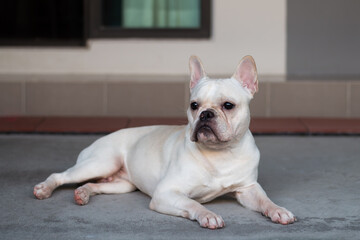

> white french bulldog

[{"left": 34, "top": 56, "right": 296, "bottom": 229}]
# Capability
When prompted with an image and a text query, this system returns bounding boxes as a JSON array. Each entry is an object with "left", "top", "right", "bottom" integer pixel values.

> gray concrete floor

[{"left": 0, "top": 134, "right": 359, "bottom": 240}]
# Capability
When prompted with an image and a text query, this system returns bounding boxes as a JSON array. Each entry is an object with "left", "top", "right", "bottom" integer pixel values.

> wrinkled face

[
  {"left": 188, "top": 78, "right": 251, "bottom": 148},
  {"left": 187, "top": 55, "right": 258, "bottom": 149}
]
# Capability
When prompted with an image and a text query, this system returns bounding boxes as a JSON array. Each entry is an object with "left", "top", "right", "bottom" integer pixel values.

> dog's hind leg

[
  {"left": 34, "top": 156, "right": 122, "bottom": 200},
  {"left": 74, "top": 180, "right": 136, "bottom": 205}
]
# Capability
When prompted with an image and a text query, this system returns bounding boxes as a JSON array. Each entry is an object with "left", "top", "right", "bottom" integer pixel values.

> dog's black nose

[{"left": 200, "top": 110, "right": 215, "bottom": 122}]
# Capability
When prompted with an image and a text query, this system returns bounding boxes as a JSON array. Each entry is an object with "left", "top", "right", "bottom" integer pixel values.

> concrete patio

[{"left": 0, "top": 134, "right": 359, "bottom": 239}]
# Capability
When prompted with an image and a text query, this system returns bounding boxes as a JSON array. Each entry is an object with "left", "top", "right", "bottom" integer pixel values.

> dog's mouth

[{"left": 191, "top": 124, "right": 219, "bottom": 142}]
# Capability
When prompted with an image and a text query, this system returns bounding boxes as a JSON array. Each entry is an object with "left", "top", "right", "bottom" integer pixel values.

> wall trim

[{"left": 0, "top": 74, "right": 359, "bottom": 118}]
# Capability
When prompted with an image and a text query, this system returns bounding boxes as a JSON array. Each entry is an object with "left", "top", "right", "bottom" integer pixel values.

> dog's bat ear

[
  {"left": 232, "top": 56, "right": 258, "bottom": 96},
  {"left": 189, "top": 55, "right": 207, "bottom": 90}
]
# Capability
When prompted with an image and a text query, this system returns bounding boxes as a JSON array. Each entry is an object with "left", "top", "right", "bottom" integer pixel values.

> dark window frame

[
  {"left": 88, "top": 0, "right": 211, "bottom": 39},
  {"left": 0, "top": 0, "right": 88, "bottom": 47},
  {"left": 0, "top": 0, "right": 211, "bottom": 47}
]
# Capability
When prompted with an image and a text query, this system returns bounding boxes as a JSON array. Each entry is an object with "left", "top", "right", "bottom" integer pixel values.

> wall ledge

[{"left": 0, "top": 74, "right": 359, "bottom": 118}]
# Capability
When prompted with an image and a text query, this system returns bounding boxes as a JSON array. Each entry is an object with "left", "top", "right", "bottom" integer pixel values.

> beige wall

[{"left": 0, "top": 0, "right": 286, "bottom": 77}]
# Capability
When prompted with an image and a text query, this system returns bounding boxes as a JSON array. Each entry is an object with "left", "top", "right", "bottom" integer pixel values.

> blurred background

[{"left": 0, "top": 0, "right": 359, "bottom": 118}]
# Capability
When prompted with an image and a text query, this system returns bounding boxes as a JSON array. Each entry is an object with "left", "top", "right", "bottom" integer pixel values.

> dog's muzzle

[{"left": 191, "top": 110, "right": 219, "bottom": 142}]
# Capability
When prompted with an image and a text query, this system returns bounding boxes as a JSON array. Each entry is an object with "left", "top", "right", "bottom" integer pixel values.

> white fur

[{"left": 34, "top": 56, "right": 296, "bottom": 229}]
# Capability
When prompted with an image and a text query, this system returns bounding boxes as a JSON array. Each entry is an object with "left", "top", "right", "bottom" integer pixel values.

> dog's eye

[
  {"left": 223, "top": 102, "right": 235, "bottom": 110},
  {"left": 190, "top": 102, "right": 199, "bottom": 110}
]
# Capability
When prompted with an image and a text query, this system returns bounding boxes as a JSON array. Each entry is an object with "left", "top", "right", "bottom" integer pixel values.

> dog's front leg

[
  {"left": 149, "top": 191, "right": 225, "bottom": 229},
  {"left": 235, "top": 183, "right": 296, "bottom": 225}
]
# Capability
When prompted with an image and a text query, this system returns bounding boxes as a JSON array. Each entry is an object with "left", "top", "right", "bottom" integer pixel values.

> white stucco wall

[{"left": 0, "top": 0, "right": 286, "bottom": 78}]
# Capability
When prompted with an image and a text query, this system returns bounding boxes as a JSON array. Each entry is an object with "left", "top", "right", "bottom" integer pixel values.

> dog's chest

[{"left": 188, "top": 164, "right": 254, "bottom": 203}]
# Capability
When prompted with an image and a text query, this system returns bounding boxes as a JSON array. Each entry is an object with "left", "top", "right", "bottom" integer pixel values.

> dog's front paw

[
  {"left": 264, "top": 206, "right": 296, "bottom": 225},
  {"left": 34, "top": 182, "right": 52, "bottom": 200},
  {"left": 197, "top": 211, "right": 225, "bottom": 229}
]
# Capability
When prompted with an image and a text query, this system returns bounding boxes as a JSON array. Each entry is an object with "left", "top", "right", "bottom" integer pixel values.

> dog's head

[{"left": 187, "top": 55, "right": 258, "bottom": 149}]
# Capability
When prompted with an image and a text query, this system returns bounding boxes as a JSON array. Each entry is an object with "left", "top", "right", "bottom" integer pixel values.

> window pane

[
  {"left": 102, "top": 0, "right": 201, "bottom": 29},
  {"left": 0, "top": 0, "right": 83, "bottom": 41}
]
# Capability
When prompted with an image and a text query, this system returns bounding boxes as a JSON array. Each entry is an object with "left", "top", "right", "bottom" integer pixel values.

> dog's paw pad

[
  {"left": 74, "top": 187, "right": 90, "bottom": 205},
  {"left": 266, "top": 207, "right": 296, "bottom": 225},
  {"left": 33, "top": 183, "right": 52, "bottom": 200},
  {"left": 198, "top": 212, "right": 225, "bottom": 229}
]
